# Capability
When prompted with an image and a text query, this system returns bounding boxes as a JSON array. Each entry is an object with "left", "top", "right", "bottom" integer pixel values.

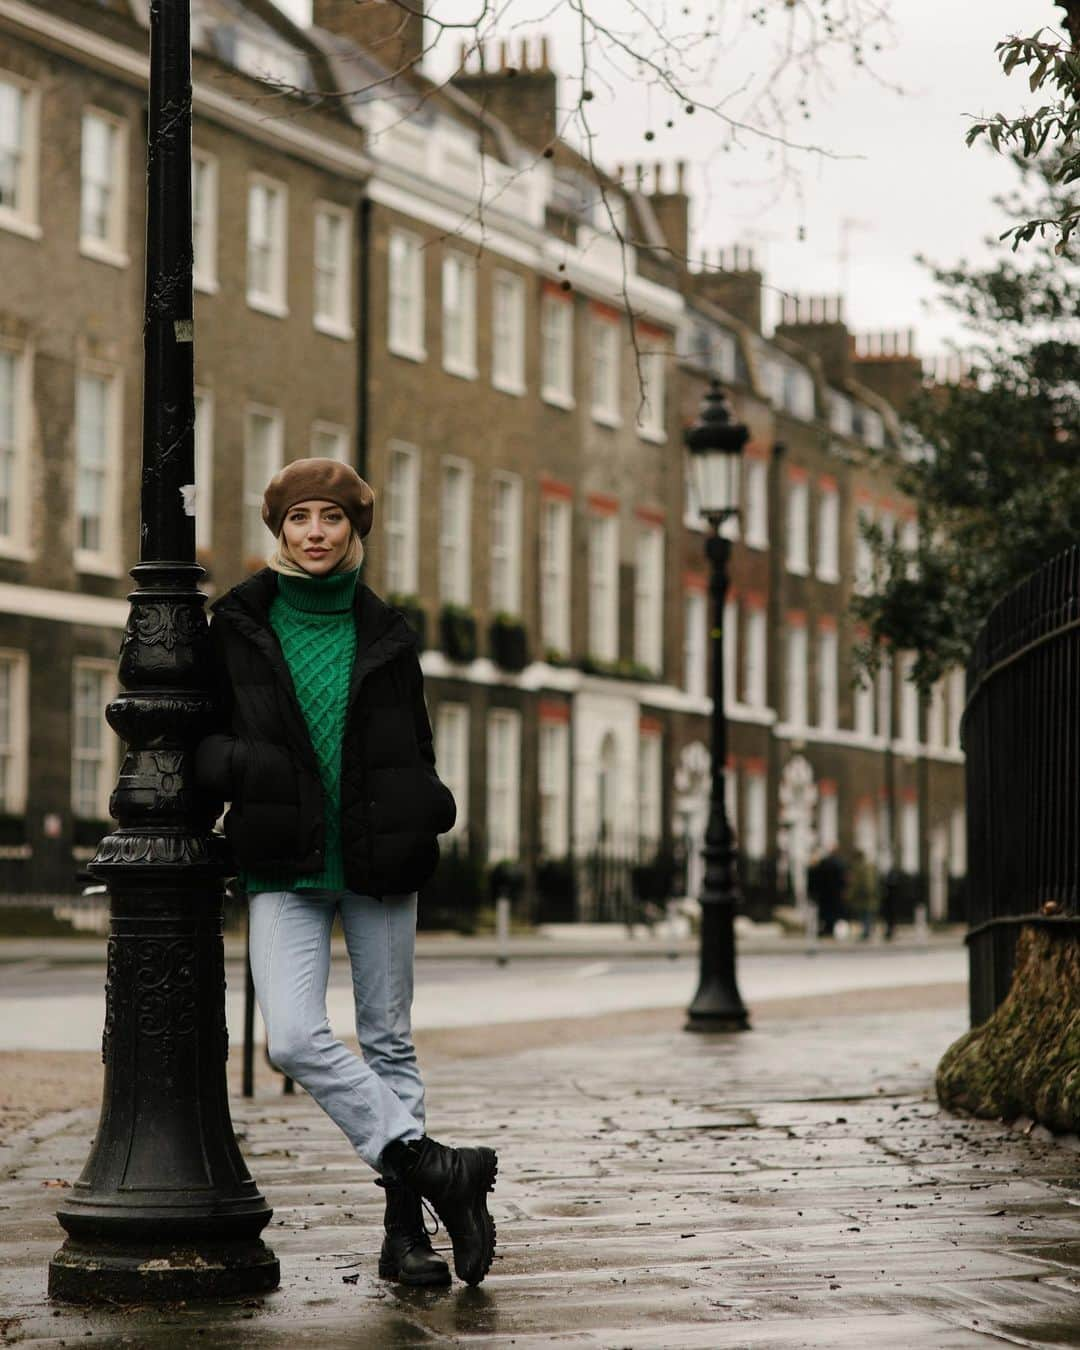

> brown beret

[{"left": 262, "top": 457, "right": 375, "bottom": 538}]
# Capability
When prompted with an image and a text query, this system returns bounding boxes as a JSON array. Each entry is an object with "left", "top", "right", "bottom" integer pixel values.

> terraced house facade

[{"left": 0, "top": 0, "right": 965, "bottom": 923}]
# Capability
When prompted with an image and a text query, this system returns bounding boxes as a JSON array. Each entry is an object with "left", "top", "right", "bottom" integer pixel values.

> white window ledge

[
  {"left": 74, "top": 551, "right": 124, "bottom": 579},
  {"left": 314, "top": 315, "right": 355, "bottom": 341},
  {"left": 246, "top": 293, "right": 289, "bottom": 319},
  {"left": 493, "top": 378, "right": 526, "bottom": 398},
  {"left": 389, "top": 342, "right": 427, "bottom": 364},
  {"left": 683, "top": 512, "right": 708, "bottom": 534},
  {"left": 816, "top": 568, "right": 840, "bottom": 584},
  {"left": 443, "top": 359, "right": 478, "bottom": 381},
  {"left": 592, "top": 408, "right": 622, "bottom": 430},
  {"left": 541, "top": 388, "right": 575, "bottom": 411},
  {"left": 0, "top": 540, "right": 34, "bottom": 562},
  {"left": 637, "top": 427, "right": 667, "bottom": 446},
  {"left": 194, "top": 275, "right": 220, "bottom": 296},
  {"left": 786, "top": 561, "right": 810, "bottom": 577},
  {"left": 80, "top": 238, "right": 129, "bottom": 269},
  {"left": 745, "top": 534, "right": 769, "bottom": 551},
  {"left": 0, "top": 214, "right": 42, "bottom": 243},
  {"left": 775, "top": 722, "right": 887, "bottom": 751}
]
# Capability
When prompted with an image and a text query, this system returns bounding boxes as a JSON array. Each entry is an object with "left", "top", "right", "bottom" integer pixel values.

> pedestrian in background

[
  {"left": 195, "top": 458, "right": 498, "bottom": 1288},
  {"left": 849, "top": 849, "right": 879, "bottom": 941},
  {"left": 815, "top": 844, "right": 848, "bottom": 937}
]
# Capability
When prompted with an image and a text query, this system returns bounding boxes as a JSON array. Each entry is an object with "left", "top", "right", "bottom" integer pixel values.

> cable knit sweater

[{"left": 242, "top": 568, "right": 358, "bottom": 893}]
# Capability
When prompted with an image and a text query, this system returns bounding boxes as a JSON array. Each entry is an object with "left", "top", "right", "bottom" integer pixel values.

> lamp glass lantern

[{"left": 685, "top": 378, "right": 749, "bottom": 523}]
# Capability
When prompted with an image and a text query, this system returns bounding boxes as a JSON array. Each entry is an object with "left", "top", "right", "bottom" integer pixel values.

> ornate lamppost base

[{"left": 48, "top": 1238, "right": 280, "bottom": 1304}]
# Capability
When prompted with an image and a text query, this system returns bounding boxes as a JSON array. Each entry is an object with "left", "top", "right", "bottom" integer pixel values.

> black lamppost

[
  {"left": 685, "top": 379, "right": 751, "bottom": 1033},
  {"left": 48, "top": 0, "right": 278, "bottom": 1301}
]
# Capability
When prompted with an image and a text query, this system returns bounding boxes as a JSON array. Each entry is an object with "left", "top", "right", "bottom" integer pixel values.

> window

[
  {"left": 313, "top": 202, "right": 352, "bottom": 336},
  {"left": 439, "top": 459, "right": 471, "bottom": 605},
  {"left": 684, "top": 589, "right": 707, "bottom": 698},
  {"left": 818, "top": 785, "right": 838, "bottom": 851},
  {"left": 785, "top": 475, "right": 809, "bottom": 574},
  {"left": 949, "top": 804, "right": 967, "bottom": 877},
  {"left": 900, "top": 795, "right": 920, "bottom": 873},
  {"left": 591, "top": 314, "right": 620, "bottom": 425},
  {"left": 193, "top": 388, "right": 213, "bottom": 549},
  {"left": 744, "top": 605, "right": 767, "bottom": 709},
  {"left": 899, "top": 652, "right": 920, "bottom": 745},
  {"left": 490, "top": 473, "right": 522, "bottom": 617},
  {"left": 246, "top": 176, "right": 287, "bottom": 314},
  {"left": 436, "top": 703, "right": 469, "bottom": 840},
  {"left": 816, "top": 483, "right": 839, "bottom": 581},
  {"left": 310, "top": 421, "right": 349, "bottom": 463},
  {"left": 80, "top": 110, "right": 127, "bottom": 262},
  {"left": 901, "top": 517, "right": 919, "bottom": 579},
  {"left": 724, "top": 758, "right": 738, "bottom": 842},
  {"left": 587, "top": 512, "right": 618, "bottom": 662},
  {"left": 442, "top": 252, "right": 477, "bottom": 378},
  {"left": 854, "top": 674, "right": 875, "bottom": 739},
  {"left": 72, "top": 660, "right": 116, "bottom": 820},
  {"left": 785, "top": 620, "right": 808, "bottom": 727},
  {"left": 384, "top": 444, "right": 419, "bottom": 596},
  {"left": 539, "top": 496, "right": 571, "bottom": 656},
  {"left": 243, "top": 408, "right": 283, "bottom": 558},
  {"left": 492, "top": 271, "right": 525, "bottom": 394},
  {"left": 0, "top": 74, "right": 38, "bottom": 236},
  {"left": 388, "top": 229, "right": 425, "bottom": 359},
  {"left": 636, "top": 349, "right": 666, "bottom": 441},
  {"left": 638, "top": 730, "right": 663, "bottom": 851},
  {"left": 0, "top": 650, "right": 28, "bottom": 813},
  {"left": 191, "top": 150, "right": 218, "bottom": 292},
  {"left": 723, "top": 598, "right": 738, "bottom": 710},
  {"left": 876, "top": 659, "right": 893, "bottom": 739},
  {"left": 948, "top": 668, "right": 966, "bottom": 749},
  {"left": 540, "top": 293, "right": 574, "bottom": 406},
  {"left": 0, "top": 345, "right": 29, "bottom": 551},
  {"left": 816, "top": 625, "right": 838, "bottom": 730},
  {"left": 538, "top": 715, "right": 570, "bottom": 857},
  {"left": 854, "top": 505, "right": 874, "bottom": 594},
  {"left": 633, "top": 525, "right": 664, "bottom": 674},
  {"left": 74, "top": 367, "right": 120, "bottom": 572},
  {"left": 486, "top": 709, "right": 521, "bottom": 861},
  {"left": 927, "top": 679, "right": 947, "bottom": 749},
  {"left": 744, "top": 458, "right": 768, "bottom": 549},
  {"left": 744, "top": 770, "right": 767, "bottom": 859}
]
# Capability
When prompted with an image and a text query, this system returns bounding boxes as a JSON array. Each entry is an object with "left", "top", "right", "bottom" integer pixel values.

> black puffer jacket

[{"left": 194, "top": 569, "right": 456, "bottom": 896}]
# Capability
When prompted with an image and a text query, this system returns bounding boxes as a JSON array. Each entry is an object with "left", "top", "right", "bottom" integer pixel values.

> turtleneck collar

[{"left": 275, "top": 567, "right": 359, "bottom": 615}]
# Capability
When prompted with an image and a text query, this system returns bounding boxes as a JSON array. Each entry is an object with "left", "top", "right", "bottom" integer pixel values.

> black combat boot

[
  {"left": 376, "top": 1179, "right": 451, "bottom": 1286},
  {"left": 382, "top": 1136, "right": 498, "bottom": 1286}
]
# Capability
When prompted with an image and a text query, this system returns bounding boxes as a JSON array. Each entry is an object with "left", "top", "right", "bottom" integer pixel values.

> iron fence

[{"left": 963, "top": 545, "right": 1080, "bottom": 1024}]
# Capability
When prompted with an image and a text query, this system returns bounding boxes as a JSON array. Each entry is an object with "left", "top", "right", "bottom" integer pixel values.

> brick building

[{"left": 0, "top": 0, "right": 966, "bottom": 923}]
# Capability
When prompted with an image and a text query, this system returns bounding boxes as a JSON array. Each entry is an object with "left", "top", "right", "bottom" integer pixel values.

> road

[{"left": 0, "top": 945, "right": 966, "bottom": 1051}]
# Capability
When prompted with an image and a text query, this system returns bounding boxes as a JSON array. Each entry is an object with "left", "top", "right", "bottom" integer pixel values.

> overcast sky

[{"left": 274, "top": 1, "right": 1062, "bottom": 358}]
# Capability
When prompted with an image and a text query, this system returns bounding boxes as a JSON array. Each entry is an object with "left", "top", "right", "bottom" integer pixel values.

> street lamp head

[{"left": 684, "top": 378, "right": 749, "bottom": 523}]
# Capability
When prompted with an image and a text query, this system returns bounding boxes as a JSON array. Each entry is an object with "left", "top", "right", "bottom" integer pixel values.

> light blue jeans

[{"left": 247, "top": 889, "right": 425, "bottom": 1172}]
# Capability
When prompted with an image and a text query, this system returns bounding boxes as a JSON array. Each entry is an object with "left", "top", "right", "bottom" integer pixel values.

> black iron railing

[{"left": 963, "top": 545, "right": 1080, "bottom": 1024}]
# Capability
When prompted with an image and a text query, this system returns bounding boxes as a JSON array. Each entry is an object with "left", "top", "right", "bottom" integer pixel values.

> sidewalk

[{"left": 2, "top": 988, "right": 1078, "bottom": 1347}]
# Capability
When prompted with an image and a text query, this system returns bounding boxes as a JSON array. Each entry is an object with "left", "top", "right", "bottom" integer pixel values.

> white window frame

[
  {"left": 744, "top": 606, "right": 767, "bottom": 709},
  {"left": 0, "top": 648, "right": 28, "bottom": 814},
  {"left": 486, "top": 708, "right": 521, "bottom": 862},
  {"left": 724, "top": 758, "right": 739, "bottom": 844},
  {"left": 636, "top": 348, "right": 667, "bottom": 443},
  {"left": 854, "top": 505, "right": 874, "bottom": 595},
  {"left": 74, "top": 362, "right": 123, "bottom": 576},
  {"left": 242, "top": 406, "right": 284, "bottom": 560},
  {"left": 684, "top": 589, "right": 707, "bottom": 698},
  {"left": 785, "top": 476, "right": 810, "bottom": 575},
  {"left": 854, "top": 673, "right": 875, "bottom": 740},
  {"left": 246, "top": 174, "right": 288, "bottom": 317},
  {"left": 539, "top": 496, "right": 571, "bottom": 656},
  {"left": 0, "top": 341, "right": 32, "bottom": 557},
  {"left": 785, "top": 622, "right": 808, "bottom": 728},
  {"left": 638, "top": 730, "right": 663, "bottom": 851},
  {"left": 816, "top": 625, "right": 838, "bottom": 731},
  {"left": 744, "top": 457, "right": 768, "bottom": 550},
  {"left": 948, "top": 668, "right": 966, "bottom": 750},
  {"left": 71, "top": 657, "right": 117, "bottom": 821},
  {"left": 899, "top": 652, "right": 920, "bottom": 746},
  {"left": 442, "top": 251, "right": 477, "bottom": 380},
  {"left": 489, "top": 472, "right": 523, "bottom": 618},
  {"left": 818, "top": 788, "right": 839, "bottom": 852},
  {"left": 950, "top": 805, "right": 967, "bottom": 877},
  {"left": 744, "top": 771, "right": 767, "bottom": 860},
  {"left": 436, "top": 702, "right": 469, "bottom": 841},
  {"left": 0, "top": 73, "right": 40, "bottom": 241},
  {"left": 538, "top": 718, "right": 570, "bottom": 858},
  {"left": 310, "top": 421, "right": 350, "bottom": 463},
  {"left": 80, "top": 108, "right": 128, "bottom": 266},
  {"left": 540, "top": 293, "right": 574, "bottom": 408},
  {"left": 901, "top": 797, "right": 920, "bottom": 874},
  {"left": 877, "top": 659, "right": 893, "bottom": 740},
  {"left": 388, "top": 228, "right": 426, "bottom": 361},
  {"left": 723, "top": 598, "right": 738, "bottom": 711},
  {"left": 191, "top": 148, "right": 218, "bottom": 294},
  {"left": 193, "top": 386, "right": 214, "bottom": 550},
  {"left": 492, "top": 270, "right": 525, "bottom": 395},
  {"left": 439, "top": 457, "right": 472, "bottom": 606},
  {"left": 590, "top": 313, "right": 621, "bottom": 427},
  {"left": 816, "top": 484, "right": 839, "bottom": 582},
  {"left": 587, "top": 512, "right": 618, "bottom": 662},
  {"left": 633, "top": 524, "right": 664, "bottom": 675},
  {"left": 384, "top": 442, "right": 420, "bottom": 597},
  {"left": 313, "top": 200, "right": 353, "bottom": 339}
]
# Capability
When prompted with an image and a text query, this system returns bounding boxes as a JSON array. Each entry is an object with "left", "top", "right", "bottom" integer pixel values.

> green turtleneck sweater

[{"left": 242, "top": 568, "right": 359, "bottom": 894}]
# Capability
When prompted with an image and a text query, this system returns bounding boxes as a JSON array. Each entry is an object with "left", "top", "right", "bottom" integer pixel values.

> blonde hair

[{"left": 268, "top": 529, "right": 364, "bottom": 578}]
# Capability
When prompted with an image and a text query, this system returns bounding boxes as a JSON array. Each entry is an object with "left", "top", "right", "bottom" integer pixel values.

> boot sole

[
  {"left": 452, "top": 1147, "right": 498, "bottom": 1287},
  {"left": 377, "top": 1258, "right": 452, "bottom": 1287}
]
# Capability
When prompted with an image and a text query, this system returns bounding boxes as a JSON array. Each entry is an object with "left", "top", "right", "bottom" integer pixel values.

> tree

[{"left": 852, "top": 151, "right": 1080, "bottom": 691}]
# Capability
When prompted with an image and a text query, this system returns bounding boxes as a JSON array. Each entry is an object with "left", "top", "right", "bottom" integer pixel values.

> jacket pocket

[{"left": 368, "top": 764, "right": 457, "bottom": 837}]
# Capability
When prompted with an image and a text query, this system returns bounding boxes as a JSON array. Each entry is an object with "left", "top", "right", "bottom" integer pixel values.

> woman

[{"left": 195, "top": 457, "right": 497, "bottom": 1288}]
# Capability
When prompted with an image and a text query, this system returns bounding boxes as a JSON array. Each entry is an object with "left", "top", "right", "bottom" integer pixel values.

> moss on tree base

[{"left": 937, "top": 926, "right": 1080, "bottom": 1133}]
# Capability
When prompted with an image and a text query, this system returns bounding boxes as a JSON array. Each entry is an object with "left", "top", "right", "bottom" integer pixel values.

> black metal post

[
  {"left": 686, "top": 524, "right": 751, "bottom": 1032},
  {"left": 49, "top": 0, "right": 278, "bottom": 1301}
]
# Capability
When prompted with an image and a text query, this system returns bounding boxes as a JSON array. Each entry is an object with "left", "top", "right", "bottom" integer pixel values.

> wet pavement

[{"left": 2, "top": 999, "right": 1078, "bottom": 1347}]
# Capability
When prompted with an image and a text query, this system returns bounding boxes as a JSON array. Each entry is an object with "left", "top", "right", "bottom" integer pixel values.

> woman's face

[{"left": 281, "top": 500, "right": 352, "bottom": 575}]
